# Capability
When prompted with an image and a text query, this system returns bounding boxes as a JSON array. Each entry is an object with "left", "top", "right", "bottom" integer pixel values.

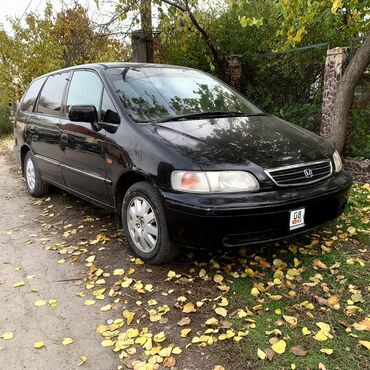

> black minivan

[{"left": 14, "top": 63, "right": 352, "bottom": 263}]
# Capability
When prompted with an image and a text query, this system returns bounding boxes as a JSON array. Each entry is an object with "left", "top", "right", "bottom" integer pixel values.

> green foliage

[
  {"left": 278, "top": 0, "right": 370, "bottom": 48},
  {"left": 274, "top": 103, "right": 322, "bottom": 133},
  {"left": 350, "top": 109, "right": 370, "bottom": 158},
  {"left": 0, "top": 107, "right": 12, "bottom": 137},
  {"left": 0, "top": 3, "right": 129, "bottom": 105}
]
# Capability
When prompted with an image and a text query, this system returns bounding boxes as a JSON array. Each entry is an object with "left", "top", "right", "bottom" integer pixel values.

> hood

[{"left": 153, "top": 115, "right": 333, "bottom": 170}]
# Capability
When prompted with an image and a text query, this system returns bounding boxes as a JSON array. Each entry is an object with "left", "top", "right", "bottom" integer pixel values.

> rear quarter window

[
  {"left": 20, "top": 77, "right": 46, "bottom": 113},
  {"left": 37, "top": 73, "right": 69, "bottom": 116}
]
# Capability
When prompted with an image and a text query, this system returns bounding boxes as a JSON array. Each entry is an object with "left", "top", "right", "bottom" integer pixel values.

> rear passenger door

[
  {"left": 28, "top": 73, "right": 69, "bottom": 185},
  {"left": 59, "top": 69, "right": 109, "bottom": 204}
]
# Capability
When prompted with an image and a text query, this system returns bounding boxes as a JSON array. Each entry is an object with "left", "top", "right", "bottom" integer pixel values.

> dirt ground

[{"left": 0, "top": 143, "right": 120, "bottom": 369}]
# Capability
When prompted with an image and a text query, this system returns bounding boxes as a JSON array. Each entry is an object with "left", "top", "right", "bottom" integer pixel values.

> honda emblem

[{"left": 304, "top": 168, "right": 313, "bottom": 178}]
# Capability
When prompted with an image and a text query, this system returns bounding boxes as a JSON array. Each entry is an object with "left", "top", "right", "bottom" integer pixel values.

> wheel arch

[
  {"left": 114, "top": 170, "right": 150, "bottom": 226},
  {"left": 20, "top": 144, "right": 33, "bottom": 175}
]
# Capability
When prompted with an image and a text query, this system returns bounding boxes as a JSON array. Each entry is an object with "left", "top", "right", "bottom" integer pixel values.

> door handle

[
  {"left": 61, "top": 133, "right": 69, "bottom": 143},
  {"left": 29, "top": 126, "right": 38, "bottom": 134}
]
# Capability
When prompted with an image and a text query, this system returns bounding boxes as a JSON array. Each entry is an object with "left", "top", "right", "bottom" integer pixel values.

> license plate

[{"left": 289, "top": 208, "right": 305, "bottom": 230}]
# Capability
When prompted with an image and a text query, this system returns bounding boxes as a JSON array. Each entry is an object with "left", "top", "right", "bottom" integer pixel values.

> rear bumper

[
  {"left": 160, "top": 171, "right": 352, "bottom": 248},
  {"left": 13, "top": 144, "right": 21, "bottom": 166}
]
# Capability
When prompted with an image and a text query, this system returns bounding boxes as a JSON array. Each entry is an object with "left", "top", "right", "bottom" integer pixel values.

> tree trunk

[{"left": 329, "top": 32, "right": 370, "bottom": 153}]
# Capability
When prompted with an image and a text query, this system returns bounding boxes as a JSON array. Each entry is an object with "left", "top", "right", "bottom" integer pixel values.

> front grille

[{"left": 265, "top": 160, "right": 333, "bottom": 187}]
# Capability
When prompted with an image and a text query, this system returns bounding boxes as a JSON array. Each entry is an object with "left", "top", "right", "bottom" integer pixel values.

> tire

[
  {"left": 122, "top": 181, "right": 179, "bottom": 264},
  {"left": 24, "top": 151, "right": 49, "bottom": 197}
]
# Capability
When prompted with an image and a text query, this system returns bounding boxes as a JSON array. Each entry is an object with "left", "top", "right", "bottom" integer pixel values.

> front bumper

[{"left": 160, "top": 171, "right": 352, "bottom": 248}]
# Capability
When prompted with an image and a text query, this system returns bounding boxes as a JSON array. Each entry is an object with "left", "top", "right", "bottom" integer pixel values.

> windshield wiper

[{"left": 153, "top": 111, "right": 266, "bottom": 124}]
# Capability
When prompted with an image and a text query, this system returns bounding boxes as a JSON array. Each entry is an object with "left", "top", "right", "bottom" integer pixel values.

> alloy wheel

[
  {"left": 127, "top": 196, "right": 159, "bottom": 253},
  {"left": 26, "top": 158, "right": 36, "bottom": 192}
]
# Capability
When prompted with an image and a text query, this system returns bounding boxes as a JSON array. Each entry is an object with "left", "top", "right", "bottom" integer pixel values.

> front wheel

[{"left": 122, "top": 182, "right": 179, "bottom": 264}]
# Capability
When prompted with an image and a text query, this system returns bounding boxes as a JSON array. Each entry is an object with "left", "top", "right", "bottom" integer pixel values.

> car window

[
  {"left": 20, "top": 77, "right": 46, "bottom": 113},
  {"left": 66, "top": 70, "right": 103, "bottom": 115},
  {"left": 37, "top": 73, "right": 68, "bottom": 116},
  {"left": 100, "top": 89, "right": 120, "bottom": 124},
  {"left": 106, "top": 67, "right": 263, "bottom": 123}
]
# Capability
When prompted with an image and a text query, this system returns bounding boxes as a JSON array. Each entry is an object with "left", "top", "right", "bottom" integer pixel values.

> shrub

[
  {"left": 350, "top": 109, "right": 370, "bottom": 159},
  {"left": 0, "top": 107, "right": 13, "bottom": 136},
  {"left": 273, "top": 103, "right": 322, "bottom": 133}
]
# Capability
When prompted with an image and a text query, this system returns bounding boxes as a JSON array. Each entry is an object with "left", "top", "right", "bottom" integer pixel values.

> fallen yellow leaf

[
  {"left": 182, "top": 302, "right": 196, "bottom": 313},
  {"left": 101, "top": 339, "right": 114, "bottom": 347},
  {"left": 34, "top": 300, "right": 47, "bottom": 307},
  {"left": 205, "top": 317, "right": 219, "bottom": 326},
  {"left": 215, "top": 307, "right": 227, "bottom": 317},
  {"left": 33, "top": 341, "right": 45, "bottom": 349},
  {"left": 62, "top": 337, "right": 73, "bottom": 346},
  {"left": 180, "top": 328, "right": 192, "bottom": 337},
  {"left": 271, "top": 340, "right": 286, "bottom": 354},
  {"left": 172, "top": 346, "right": 182, "bottom": 355},
  {"left": 347, "top": 226, "right": 356, "bottom": 235},
  {"left": 314, "top": 331, "right": 328, "bottom": 341},
  {"left": 13, "top": 282, "right": 25, "bottom": 288},
  {"left": 100, "top": 304, "right": 112, "bottom": 312},
  {"left": 153, "top": 331, "right": 166, "bottom": 343},
  {"left": 113, "top": 268, "right": 124, "bottom": 276},
  {"left": 85, "top": 255, "right": 95, "bottom": 263},
  {"left": 302, "top": 327, "right": 311, "bottom": 335},
  {"left": 1, "top": 332, "right": 14, "bottom": 340},
  {"left": 257, "top": 348, "right": 266, "bottom": 360},
  {"left": 84, "top": 300, "right": 96, "bottom": 306},
  {"left": 213, "top": 274, "right": 224, "bottom": 283},
  {"left": 283, "top": 315, "right": 298, "bottom": 326},
  {"left": 327, "top": 295, "right": 340, "bottom": 306},
  {"left": 312, "top": 259, "right": 327, "bottom": 269},
  {"left": 77, "top": 356, "right": 87, "bottom": 366},
  {"left": 122, "top": 310, "right": 135, "bottom": 324},
  {"left": 359, "top": 340, "right": 370, "bottom": 350},
  {"left": 320, "top": 348, "right": 333, "bottom": 355},
  {"left": 159, "top": 346, "right": 172, "bottom": 357}
]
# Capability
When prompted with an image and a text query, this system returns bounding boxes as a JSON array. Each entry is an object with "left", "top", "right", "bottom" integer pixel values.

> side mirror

[{"left": 68, "top": 105, "right": 98, "bottom": 125}]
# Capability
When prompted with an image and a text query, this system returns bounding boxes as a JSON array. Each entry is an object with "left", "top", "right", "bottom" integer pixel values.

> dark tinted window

[
  {"left": 37, "top": 73, "right": 68, "bottom": 115},
  {"left": 106, "top": 67, "right": 263, "bottom": 123},
  {"left": 66, "top": 70, "right": 103, "bottom": 115},
  {"left": 20, "top": 77, "right": 46, "bottom": 112},
  {"left": 101, "top": 89, "right": 120, "bottom": 124}
]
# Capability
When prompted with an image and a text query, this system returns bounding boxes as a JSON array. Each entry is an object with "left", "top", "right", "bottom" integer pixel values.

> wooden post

[
  {"left": 224, "top": 55, "right": 242, "bottom": 91},
  {"left": 131, "top": 0, "right": 153, "bottom": 63}
]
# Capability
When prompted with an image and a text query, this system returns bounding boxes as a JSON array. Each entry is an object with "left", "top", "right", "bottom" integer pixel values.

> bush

[
  {"left": 0, "top": 107, "right": 13, "bottom": 136},
  {"left": 273, "top": 103, "right": 322, "bottom": 133},
  {"left": 350, "top": 109, "right": 370, "bottom": 159}
]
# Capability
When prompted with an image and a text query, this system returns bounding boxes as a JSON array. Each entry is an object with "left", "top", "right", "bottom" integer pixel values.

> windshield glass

[{"left": 106, "top": 67, "right": 263, "bottom": 123}]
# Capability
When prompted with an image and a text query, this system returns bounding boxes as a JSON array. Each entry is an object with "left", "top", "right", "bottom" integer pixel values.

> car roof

[{"left": 35, "top": 62, "right": 195, "bottom": 80}]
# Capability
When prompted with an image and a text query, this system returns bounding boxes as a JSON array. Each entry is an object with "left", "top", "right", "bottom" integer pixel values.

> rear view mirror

[{"left": 68, "top": 105, "right": 98, "bottom": 124}]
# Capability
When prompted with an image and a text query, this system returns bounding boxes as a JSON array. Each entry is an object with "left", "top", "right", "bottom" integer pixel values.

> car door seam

[{"left": 60, "top": 163, "right": 112, "bottom": 184}]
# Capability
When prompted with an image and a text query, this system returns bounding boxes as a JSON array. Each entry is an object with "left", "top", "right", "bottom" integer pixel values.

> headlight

[
  {"left": 333, "top": 150, "right": 342, "bottom": 172},
  {"left": 171, "top": 170, "right": 260, "bottom": 193}
]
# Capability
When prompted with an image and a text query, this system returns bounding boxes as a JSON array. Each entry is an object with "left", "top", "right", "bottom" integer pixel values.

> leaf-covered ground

[{"left": 1, "top": 137, "right": 369, "bottom": 370}]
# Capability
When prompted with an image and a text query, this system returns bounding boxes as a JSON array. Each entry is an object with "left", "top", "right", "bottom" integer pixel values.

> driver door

[{"left": 59, "top": 69, "right": 109, "bottom": 204}]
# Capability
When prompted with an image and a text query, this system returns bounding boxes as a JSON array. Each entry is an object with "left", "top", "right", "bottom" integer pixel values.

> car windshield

[{"left": 106, "top": 66, "right": 264, "bottom": 123}]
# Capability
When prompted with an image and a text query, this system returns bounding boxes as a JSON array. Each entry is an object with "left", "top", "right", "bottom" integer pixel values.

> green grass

[{"left": 218, "top": 183, "right": 370, "bottom": 369}]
